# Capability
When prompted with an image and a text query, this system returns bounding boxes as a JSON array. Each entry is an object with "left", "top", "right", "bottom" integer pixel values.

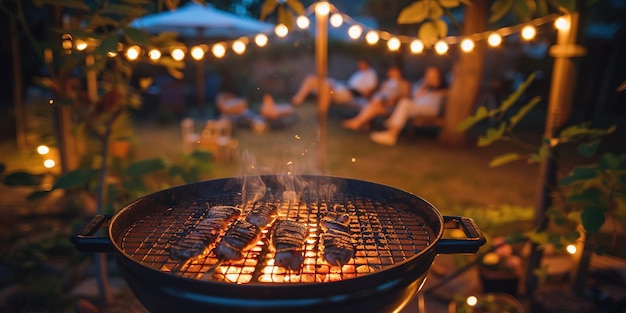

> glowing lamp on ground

[
  {"left": 275, "top": 24, "right": 288, "bottom": 38},
  {"left": 125, "top": 45, "right": 140, "bottom": 61},
  {"left": 566, "top": 244, "right": 577, "bottom": 255},
  {"left": 365, "top": 30, "right": 379, "bottom": 45},
  {"left": 37, "top": 145, "right": 49, "bottom": 155},
  {"left": 296, "top": 16, "right": 310, "bottom": 29},
  {"left": 387, "top": 37, "right": 400, "bottom": 51},
  {"left": 348, "top": 25, "right": 363, "bottom": 39},
  {"left": 171, "top": 48, "right": 185, "bottom": 61},
  {"left": 330, "top": 13, "right": 343, "bottom": 27},
  {"left": 61, "top": 34, "right": 73, "bottom": 50},
  {"left": 190, "top": 46, "right": 205, "bottom": 60},
  {"left": 466, "top": 296, "right": 478, "bottom": 307},
  {"left": 232, "top": 40, "right": 246, "bottom": 55},
  {"left": 43, "top": 159, "right": 55, "bottom": 169},
  {"left": 316, "top": 2, "right": 330, "bottom": 16},
  {"left": 410, "top": 39, "right": 424, "bottom": 54},
  {"left": 521, "top": 25, "right": 536, "bottom": 40},
  {"left": 555, "top": 16, "right": 570, "bottom": 31},
  {"left": 148, "top": 49, "right": 161, "bottom": 61},
  {"left": 434, "top": 40, "right": 448, "bottom": 55},
  {"left": 460, "top": 38, "right": 475, "bottom": 52},
  {"left": 255, "top": 34, "right": 268, "bottom": 47},
  {"left": 488, "top": 32, "right": 502, "bottom": 47},
  {"left": 75, "top": 39, "right": 88, "bottom": 51},
  {"left": 212, "top": 43, "right": 226, "bottom": 58}
]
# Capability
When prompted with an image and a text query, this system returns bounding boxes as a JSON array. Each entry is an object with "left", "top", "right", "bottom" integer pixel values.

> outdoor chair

[
  {"left": 180, "top": 118, "right": 201, "bottom": 153},
  {"left": 200, "top": 118, "right": 239, "bottom": 164}
]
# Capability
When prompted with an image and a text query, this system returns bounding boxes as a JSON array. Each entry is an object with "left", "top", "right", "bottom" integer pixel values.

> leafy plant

[{"left": 260, "top": 0, "right": 304, "bottom": 30}]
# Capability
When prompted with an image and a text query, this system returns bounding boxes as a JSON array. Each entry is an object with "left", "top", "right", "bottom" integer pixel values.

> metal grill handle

[
  {"left": 435, "top": 216, "right": 486, "bottom": 254},
  {"left": 70, "top": 214, "right": 114, "bottom": 253}
]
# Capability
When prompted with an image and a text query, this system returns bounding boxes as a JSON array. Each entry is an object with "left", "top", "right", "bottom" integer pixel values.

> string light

[
  {"left": 487, "top": 32, "right": 502, "bottom": 47},
  {"left": 296, "top": 16, "right": 310, "bottom": 29},
  {"left": 232, "top": 40, "right": 246, "bottom": 55},
  {"left": 434, "top": 40, "right": 448, "bottom": 54},
  {"left": 410, "top": 39, "right": 424, "bottom": 54},
  {"left": 365, "top": 30, "right": 379, "bottom": 45},
  {"left": 212, "top": 43, "right": 226, "bottom": 58},
  {"left": 75, "top": 39, "right": 88, "bottom": 51},
  {"left": 107, "top": 51, "right": 117, "bottom": 57},
  {"left": 255, "top": 33, "right": 268, "bottom": 47},
  {"left": 43, "top": 159, "right": 55, "bottom": 169},
  {"left": 37, "top": 145, "right": 50, "bottom": 155},
  {"left": 125, "top": 45, "right": 140, "bottom": 61},
  {"left": 460, "top": 38, "right": 474, "bottom": 52},
  {"left": 348, "top": 25, "right": 363, "bottom": 39},
  {"left": 387, "top": 37, "right": 400, "bottom": 51},
  {"left": 275, "top": 24, "right": 288, "bottom": 38},
  {"left": 521, "top": 25, "right": 536, "bottom": 40},
  {"left": 190, "top": 45, "right": 205, "bottom": 60},
  {"left": 316, "top": 2, "right": 330, "bottom": 16},
  {"left": 171, "top": 47, "right": 185, "bottom": 61},
  {"left": 555, "top": 16, "right": 570, "bottom": 31},
  {"left": 330, "top": 13, "right": 343, "bottom": 27},
  {"left": 466, "top": 296, "right": 478, "bottom": 307},
  {"left": 148, "top": 49, "right": 161, "bottom": 61},
  {"left": 566, "top": 244, "right": 577, "bottom": 255}
]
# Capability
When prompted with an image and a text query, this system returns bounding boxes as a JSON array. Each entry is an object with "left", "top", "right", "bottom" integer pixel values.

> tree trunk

[
  {"left": 10, "top": 18, "right": 26, "bottom": 150},
  {"left": 438, "top": 0, "right": 488, "bottom": 146}
]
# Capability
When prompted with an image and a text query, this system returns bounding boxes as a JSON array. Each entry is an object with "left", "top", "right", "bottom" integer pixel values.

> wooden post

[
  {"left": 315, "top": 2, "right": 329, "bottom": 174},
  {"left": 196, "top": 28, "right": 206, "bottom": 112},
  {"left": 10, "top": 18, "right": 26, "bottom": 150}
]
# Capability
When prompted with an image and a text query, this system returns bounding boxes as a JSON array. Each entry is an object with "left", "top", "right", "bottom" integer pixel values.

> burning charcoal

[
  {"left": 245, "top": 203, "right": 278, "bottom": 227},
  {"left": 271, "top": 219, "right": 308, "bottom": 271},
  {"left": 215, "top": 220, "right": 261, "bottom": 261}
]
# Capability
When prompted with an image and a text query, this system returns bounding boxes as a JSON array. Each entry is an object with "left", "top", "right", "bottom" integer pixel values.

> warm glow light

[
  {"left": 43, "top": 159, "right": 55, "bottom": 169},
  {"left": 487, "top": 33, "right": 502, "bottom": 47},
  {"left": 171, "top": 48, "right": 185, "bottom": 61},
  {"left": 316, "top": 2, "right": 330, "bottom": 16},
  {"left": 555, "top": 16, "right": 570, "bottom": 31},
  {"left": 466, "top": 296, "right": 478, "bottom": 307},
  {"left": 255, "top": 33, "right": 268, "bottom": 47},
  {"left": 148, "top": 49, "right": 161, "bottom": 61},
  {"left": 410, "top": 39, "right": 424, "bottom": 54},
  {"left": 275, "top": 24, "right": 289, "bottom": 38},
  {"left": 566, "top": 244, "right": 577, "bottom": 255},
  {"left": 232, "top": 40, "right": 246, "bottom": 55},
  {"left": 434, "top": 40, "right": 448, "bottom": 55},
  {"left": 521, "top": 25, "right": 536, "bottom": 40},
  {"left": 296, "top": 16, "right": 310, "bottom": 29},
  {"left": 212, "top": 43, "right": 226, "bottom": 58},
  {"left": 330, "top": 13, "right": 343, "bottom": 27},
  {"left": 107, "top": 51, "right": 118, "bottom": 58},
  {"left": 190, "top": 46, "right": 205, "bottom": 60},
  {"left": 75, "top": 39, "right": 88, "bottom": 51},
  {"left": 348, "top": 25, "right": 363, "bottom": 39},
  {"left": 387, "top": 37, "right": 400, "bottom": 51},
  {"left": 125, "top": 45, "right": 140, "bottom": 61},
  {"left": 365, "top": 30, "right": 379, "bottom": 45},
  {"left": 460, "top": 38, "right": 475, "bottom": 52},
  {"left": 61, "top": 34, "right": 73, "bottom": 50},
  {"left": 37, "top": 145, "right": 49, "bottom": 155}
]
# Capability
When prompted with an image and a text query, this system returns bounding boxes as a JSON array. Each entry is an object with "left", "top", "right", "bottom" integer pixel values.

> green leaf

[
  {"left": 559, "top": 166, "right": 598, "bottom": 186},
  {"left": 568, "top": 188, "right": 604, "bottom": 206},
  {"left": 599, "top": 153, "right": 626, "bottom": 170},
  {"left": 53, "top": 168, "right": 98, "bottom": 190},
  {"left": 438, "top": 0, "right": 460, "bottom": 8},
  {"left": 489, "top": 0, "right": 513, "bottom": 24},
  {"left": 529, "top": 143, "right": 550, "bottom": 163},
  {"left": 478, "top": 123, "right": 506, "bottom": 147},
  {"left": 581, "top": 206, "right": 606, "bottom": 233},
  {"left": 418, "top": 21, "right": 438, "bottom": 46},
  {"left": 126, "top": 158, "right": 166, "bottom": 177},
  {"left": 526, "top": 230, "right": 550, "bottom": 244},
  {"left": 576, "top": 139, "right": 601, "bottom": 158},
  {"left": 94, "top": 35, "right": 119, "bottom": 56},
  {"left": 2, "top": 171, "right": 43, "bottom": 186},
  {"left": 122, "top": 178, "right": 146, "bottom": 194},
  {"left": 27, "top": 190, "right": 51, "bottom": 200},
  {"left": 489, "top": 152, "right": 522, "bottom": 167},
  {"left": 277, "top": 6, "right": 293, "bottom": 29},
  {"left": 457, "top": 106, "right": 489, "bottom": 130},
  {"left": 512, "top": 0, "right": 535, "bottom": 20},
  {"left": 189, "top": 150, "right": 213, "bottom": 162},
  {"left": 0, "top": 163, "right": 5, "bottom": 175},
  {"left": 168, "top": 165, "right": 189, "bottom": 182},
  {"left": 508, "top": 96, "right": 541, "bottom": 130},
  {"left": 260, "top": 0, "right": 279, "bottom": 20},
  {"left": 499, "top": 73, "right": 535, "bottom": 116},
  {"left": 285, "top": 0, "right": 304, "bottom": 15},
  {"left": 89, "top": 15, "right": 120, "bottom": 29},
  {"left": 398, "top": 1, "right": 429, "bottom": 24},
  {"left": 124, "top": 27, "right": 150, "bottom": 46},
  {"left": 433, "top": 19, "right": 448, "bottom": 38},
  {"left": 429, "top": 3, "right": 444, "bottom": 19}
]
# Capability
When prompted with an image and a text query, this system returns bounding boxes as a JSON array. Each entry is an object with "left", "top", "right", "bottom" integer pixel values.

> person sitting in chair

[{"left": 291, "top": 58, "right": 378, "bottom": 106}]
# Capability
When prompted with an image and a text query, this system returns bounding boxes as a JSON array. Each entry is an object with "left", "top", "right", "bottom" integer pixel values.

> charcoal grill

[{"left": 72, "top": 175, "right": 485, "bottom": 313}]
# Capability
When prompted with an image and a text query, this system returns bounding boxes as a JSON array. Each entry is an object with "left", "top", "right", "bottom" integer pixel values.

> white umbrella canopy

[{"left": 131, "top": 1, "right": 274, "bottom": 39}]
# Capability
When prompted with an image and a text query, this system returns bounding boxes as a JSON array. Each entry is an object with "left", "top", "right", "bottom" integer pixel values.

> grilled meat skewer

[
  {"left": 245, "top": 203, "right": 278, "bottom": 228},
  {"left": 215, "top": 220, "right": 261, "bottom": 261},
  {"left": 320, "top": 211, "right": 355, "bottom": 266},
  {"left": 271, "top": 219, "right": 308, "bottom": 271}
]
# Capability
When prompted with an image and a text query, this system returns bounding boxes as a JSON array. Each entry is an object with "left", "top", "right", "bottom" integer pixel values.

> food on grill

[
  {"left": 321, "top": 212, "right": 355, "bottom": 266},
  {"left": 271, "top": 219, "right": 308, "bottom": 271},
  {"left": 168, "top": 205, "right": 241, "bottom": 260},
  {"left": 215, "top": 220, "right": 261, "bottom": 260},
  {"left": 245, "top": 203, "right": 278, "bottom": 227}
]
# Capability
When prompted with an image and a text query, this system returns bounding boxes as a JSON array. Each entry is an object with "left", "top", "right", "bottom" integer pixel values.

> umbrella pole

[
  {"left": 315, "top": 2, "right": 329, "bottom": 174},
  {"left": 196, "top": 28, "right": 206, "bottom": 114}
]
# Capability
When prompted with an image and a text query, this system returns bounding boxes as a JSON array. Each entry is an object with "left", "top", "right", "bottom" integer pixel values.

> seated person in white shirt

[
  {"left": 341, "top": 65, "right": 411, "bottom": 131},
  {"left": 370, "top": 66, "right": 447, "bottom": 146},
  {"left": 291, "top": 58, "right": 378, "bottom": 106}
]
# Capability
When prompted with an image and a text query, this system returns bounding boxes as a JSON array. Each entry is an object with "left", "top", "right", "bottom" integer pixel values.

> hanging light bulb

[
  {"left": 316, "top": 2, "right": 330, "bottom": 16},
  {"left": 566, "top": 244, "right": 577, "bottom": 255},
  {"left": 365, "top": 30, "right": 379, "bottom": 45},
  {"left": 75, "top": 39, "right": 88, "bottom": 51},
  {"left": 387, "top": 37, "right": 401, "bottom": 51},
  {"left": 434, "top": 40, "right": 448, "bottom": 55},
  {"left": 330, "top": 13, "right": 343, "bottom": 27},
  {"left": 212, "top": 43, "right": 226, "bottom": 58},
  {"left": 410, "top": 39, "right": 424, "bottom": 54},
  {"left": 148, "top": 49, "right": 161, "bottom": 61},
  {"left": 232, "top": 40, "right": 246, "bottom": 55},
  {"left": 460, "top": 38, "right": 475, "bottom": 52},
  {"left": 466, "top": 296, "right": 478, "bottom": 307},
  {"left": 296, "top": 16, "right": 310, "bottom": 29},
  {"left": 521, "top": 25, "right": 536, "bottom": 40},
  {"left": 43, "top": 159, "right": 55, "bottom": 169},
  {"left": 171, "top": 48, "right": 185, "bottom": 61},
  {"left": 275, "top": 24, "right": 289, "bottom": 38},
  {"left": 555, "top": 16, "right": 570, "bottom": 31},
  {"left": 348, "top": 25, "right": 363, "bottom": 39},
  {"left": 190, "top": 46, "right": 205, "bottom": 60},
  {"left": 125, "top": 45, "right": 140, "bottom": 61},
  {"left": 487, "top": 32, "right": 502, "bottom": 47},
  {"left": 37, "top": 145, "right": 50, "bottom": 155},
  {"left": 255, "top": 33, "right": 268, "bottom": 47}
]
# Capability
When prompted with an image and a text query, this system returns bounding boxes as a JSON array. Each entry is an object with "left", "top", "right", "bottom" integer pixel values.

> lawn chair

[
  {"left": 180, "top": 118, "right": 200, "bottom": 153},
  {"left": 200, "top": 118, "right": 239, "bottom": 164}
]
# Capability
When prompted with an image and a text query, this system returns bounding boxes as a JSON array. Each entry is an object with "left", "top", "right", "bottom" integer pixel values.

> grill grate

[{"left": 120, "top": 192, "right": 432, "bottom": 284}]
